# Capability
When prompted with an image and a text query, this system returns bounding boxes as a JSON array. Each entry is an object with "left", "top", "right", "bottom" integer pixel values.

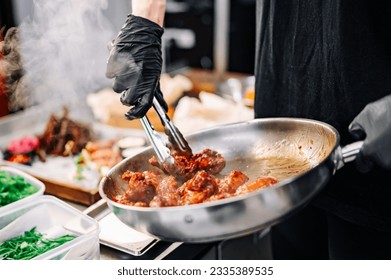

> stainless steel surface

[
  {"left": 337, "top": 140, "right": 363, "bottom": 169},
  {"left": 99, "top": 118, "right": 359, "bottom": 243},
  {"left": 139, "top": 97, "right": 192, "bottom": 172},
  {"left": 83, "top": 199, "right": 159, "bottom": 256}
]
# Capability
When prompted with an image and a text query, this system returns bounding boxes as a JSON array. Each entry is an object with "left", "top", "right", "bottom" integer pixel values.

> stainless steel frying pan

[{"left": 99, "top": 118, "right": 361, "bottom": 243}]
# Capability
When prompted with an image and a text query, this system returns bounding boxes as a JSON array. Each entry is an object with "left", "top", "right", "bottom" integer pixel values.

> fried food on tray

[
  {"left": 85, "top": 139, "right": 116, "bottom": 153},
  {"left": 37, "top": 107, "right": 92, "bottom": 161},
  {"left": 115, "top": 149, "right": 278, "bottom": 207},
  {"left": 83, "top": 139, "right": 122, "bottom": 170}
]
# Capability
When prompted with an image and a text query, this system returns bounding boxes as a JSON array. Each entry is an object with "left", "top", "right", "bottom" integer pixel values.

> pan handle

[{"left": 337, "top": 141, "right": 363, "bottom": 170}]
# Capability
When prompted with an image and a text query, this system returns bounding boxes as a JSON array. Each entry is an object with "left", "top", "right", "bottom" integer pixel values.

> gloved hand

[
  {"left": 348, "top": 95, "right": 391, "bottom": 172},
  {"left": 106, "top": 14, "right": 168, "bottom": 120}
]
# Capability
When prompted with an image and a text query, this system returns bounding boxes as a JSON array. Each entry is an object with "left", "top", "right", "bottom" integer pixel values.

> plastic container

[
  {"left": 0, "top": 166, "right": 45, "bottom": 214},
  {"left": 0, "top": 195, "right": 100, "bottom": 260}
]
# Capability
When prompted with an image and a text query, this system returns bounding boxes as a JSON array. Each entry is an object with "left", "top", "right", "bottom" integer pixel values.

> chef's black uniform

[{"left": 254, "top": 0, "right": 391, "bottom": 259}]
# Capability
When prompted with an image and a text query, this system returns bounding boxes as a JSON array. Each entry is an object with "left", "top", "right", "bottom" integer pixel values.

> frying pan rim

[{"left": 99, "top": 117, "right": 340, "bottom": 212}]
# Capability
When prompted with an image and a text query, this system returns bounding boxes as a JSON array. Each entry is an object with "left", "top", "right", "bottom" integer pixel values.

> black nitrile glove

[
  {"left": 348, "top": 95, "right": 391, "bottom": 173},
  {"left": 106, "top": 14, "right": 168, "bottom": 120}
]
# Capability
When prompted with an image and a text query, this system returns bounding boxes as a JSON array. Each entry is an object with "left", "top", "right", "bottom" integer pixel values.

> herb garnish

[{"left": 0, "top": 227, "right": 76, "bottom": 260}]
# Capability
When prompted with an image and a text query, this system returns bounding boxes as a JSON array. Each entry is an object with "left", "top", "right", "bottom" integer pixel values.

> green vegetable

[
  {"left": 0, "top": 170, "right": 39, "bottom": 207},
  {"left": 0, "top": 227, "right": 76, "bottom": 260},
  {"left": 74, "top": 154, "right": 86, "bottom": 180}
]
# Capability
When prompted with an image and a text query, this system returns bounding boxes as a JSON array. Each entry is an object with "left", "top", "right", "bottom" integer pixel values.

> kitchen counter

[
  {"left": 66, "top": 200, "right": 217, "bottom": 260},
  {"left": 66, "top": 199, "right": 273, "bottom": 260}
]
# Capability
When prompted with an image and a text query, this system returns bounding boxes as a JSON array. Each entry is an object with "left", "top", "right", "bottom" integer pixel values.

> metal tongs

[{"left": 140, "top": 98, "right": 193, "bottom": 172}]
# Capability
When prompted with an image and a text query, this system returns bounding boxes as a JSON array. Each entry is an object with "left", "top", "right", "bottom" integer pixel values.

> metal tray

[
  {"left": 0, "top": 103, "right": 147, "bottom": 205},
  {"left": 83, "top": 199, "right": 159, "bottom": 256}
]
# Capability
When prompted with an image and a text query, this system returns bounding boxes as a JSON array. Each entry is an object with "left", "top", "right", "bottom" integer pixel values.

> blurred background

[{"left": 0, "top": 0, "right": 256, "bottom": 117}]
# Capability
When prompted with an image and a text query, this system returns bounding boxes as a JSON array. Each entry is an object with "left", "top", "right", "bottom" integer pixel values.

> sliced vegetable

[
  {"left": 0, "top": 227, "right": 76, "bottom": 260},
  {"left": 0, "top": 170, "right": 39, "bottom": 207},
  {"left": 7, "top": 136, "right": 40, "bottom": 154}
]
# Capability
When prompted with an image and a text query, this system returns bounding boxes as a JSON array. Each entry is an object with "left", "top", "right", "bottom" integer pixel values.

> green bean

[{"left": 0, "top": 227, "right": 76, "bottom": 260}]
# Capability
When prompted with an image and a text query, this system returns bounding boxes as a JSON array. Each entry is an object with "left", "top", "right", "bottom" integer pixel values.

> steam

[{"left": 18, "top": 0, "right": 115, "bottom": 109}]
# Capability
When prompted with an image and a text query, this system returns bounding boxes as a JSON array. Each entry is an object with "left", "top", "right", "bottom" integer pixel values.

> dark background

[{"left": 1, "top": 0, "right": 256, "bottom": 74}]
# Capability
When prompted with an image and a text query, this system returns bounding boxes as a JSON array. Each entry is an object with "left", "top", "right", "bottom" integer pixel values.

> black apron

[{"left": 254, "top": 0, "right": 391, "bottom": 231}]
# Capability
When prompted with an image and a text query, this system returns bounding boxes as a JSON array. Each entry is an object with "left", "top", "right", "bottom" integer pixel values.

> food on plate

[
  {"left": 0, "top": 227, "right": 75, "bottom": 260},
  {"left": 2, "top": 136, "right": 40, "bottom": 165},
  {"left": 0, "top": 107, "right": 141, "bottom": 188},
  {"left": 70, "top": 139, "right": 123, "bottom": 181},
  {"left": 1, "top": 108, "right": 93, "bottom": 165},
  {"left": 82, "top": 139, "right": 123, "bottom": 172},
  {"left": 36, "top": 107, "right": 92, "bottom": 161},
  {"left": 85, "top": 139, "right": 116, "bottom": 153},
  {"left": 113, "top": 149, "right": 278, "bottom": 207},
  {"left": 0, "top": 170, "right": 39, "bottom": 207},
  {"left": 6, "top": 136, "right": 39, "bottom": 154},
  {"left": 3, "top": 152, "right": 33, "bottom": 165}
]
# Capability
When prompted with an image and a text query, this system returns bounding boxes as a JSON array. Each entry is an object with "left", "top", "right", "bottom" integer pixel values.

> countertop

[
  {"left": 67, "top": 199, "right": 273, "bottom": 260},
  {"left": 65, "top": 200, "right": 220, "bottom": 260}
]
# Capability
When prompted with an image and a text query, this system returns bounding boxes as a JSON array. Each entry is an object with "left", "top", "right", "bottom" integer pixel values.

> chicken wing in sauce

[
  {"left": 235, "top": 176, "right": 278, "bottom": 196},
  {"left": 177, "top": 170, "right": 218, "bottom": 205},
  {"left": 149, "top": 148, "right": 226, "bottom": 180},
  {"left": 116, "top": 148, "right": 278, "bottom": 207},
  {"left": 113, "top": 170, "right": 161, "bottom": 207},
  {"left": 207, "top": 170, "right": 249, "bottom": 201},
  {"left": 149, "top": 176, "right": 180, "bottom": 207}
]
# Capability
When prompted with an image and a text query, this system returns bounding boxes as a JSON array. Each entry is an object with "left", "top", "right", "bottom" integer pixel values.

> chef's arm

[
  {"left": 132, "top": 0, "right": 166, "bottom": 27},
  {"left": 106, "top": 0, "right": 167, "bottom": 120}
]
